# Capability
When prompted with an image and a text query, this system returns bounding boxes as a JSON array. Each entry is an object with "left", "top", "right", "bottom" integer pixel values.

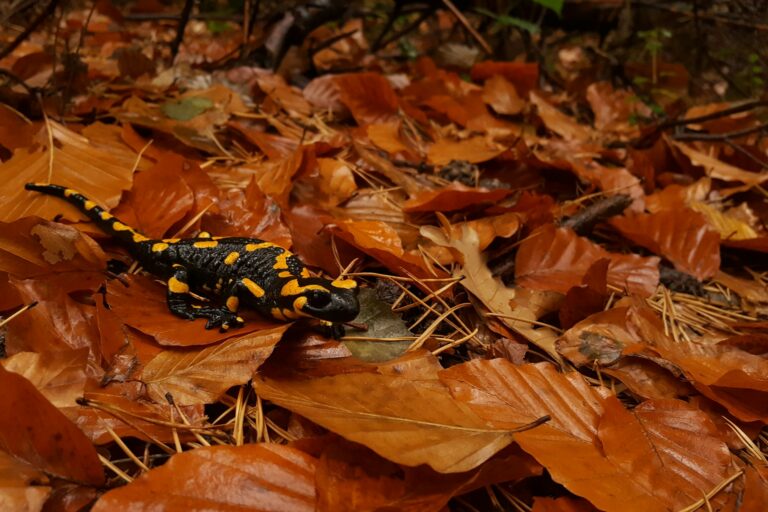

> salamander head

[{"left": 277, "top": 277, "right": 360, "bottom": 323}]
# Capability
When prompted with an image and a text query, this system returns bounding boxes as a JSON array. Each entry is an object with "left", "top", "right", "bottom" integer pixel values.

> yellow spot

[
  {"left": 273, "top": 252, "right": 290, "bottom": 270},
  {"left": 271, "top": 308, "right": 286, "bottom": 321},
  {"left": 224, "top": 252, "right": 240, "bottom": 265},
  {"left": 152, "top": 243, "right": 169, "bottom": 252},
  {"left": 331, "top": 279, "right": 358, "bottom": 289},
  {"left": 226, "top": 296, "right": 239, "bottom": 312},
  {"left": 282, "top": 309, "right": 299, "bottom": 319},
  {"left": 84, "top": 200, "right": 96, "bottom": 210},
  {"left": 236, "top": 316, "right": 244, "bottom": 323},
  {"left": 168, "top": 276, "right": 189, "bottom": 294},
  {"left": 281, "top": 279, "right": 327, "bottom": 297},
  {"left": 198, "top": 231, "right": 211, "bottom": 238},
  {"left": 241, "top": 278, "right": 265, "bottom": 298},
  {"left": 112, "top": 222, "right": 131, "bottom": 231},
  {"left": 278, "top": 271, "right": 293, "bottom": 278},
  {"left": 162, "top": 238, "right": 180, "bottom": 243},
  {"left": 215, "top": 279, "right": 223, "bottom": 291},
  {"left": 99, "top": 211, "right": 113, "bottom": 220},
  {"left": 64, "top": 189, "right": 77, "bottom": 197},
  {"left": 293, "top": 296, "right": 307, "bottom": 312},
  {"left": 132, "top": 233, "right": 149, "bottom": 243},
  {"left": 245, "top": 242, "right": 276, "bottom": 252},
  {"left": 300, "top": 268, "right": 311, "bottom": 278},
  {"left": 193, "top": 240, "right": 219, "bottom": 249}
]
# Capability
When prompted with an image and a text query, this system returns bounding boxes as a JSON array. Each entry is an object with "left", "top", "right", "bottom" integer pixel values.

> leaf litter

[{"left": 0, "top": 2, "right": 766, "bottom": 511}]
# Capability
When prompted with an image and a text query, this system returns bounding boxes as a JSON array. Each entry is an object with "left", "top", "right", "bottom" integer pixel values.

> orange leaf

[
  {"left": 0, "top": 365, "right": 104, "bottom": 486},
  {"left": 73, "top": 391, "right": 206, "bottom": 445},
  {"left": 0, "top": 121, "right": 137, "bottom": 222},
  {"left": 470, "top": 61, "right": 539, "bottom": 96},
  {"left": 141, "top": 324, "right": 288, "bottom": 405},
  {"left": 2, "top": 348, "right": 88, "bottom": 408},
  {"left": 481, "top": 75, "right": 525, "bottom": 115},
  {"left": 253, "top": 371, "right": 523, "bottom": 473},
  {"left": 530, "top": 92, "right": 592, "bottom": 142},
  {"left": 610, "top": 209, "right": 720, "bottom": 280},
  {"left": 91, "top": 444, "right": 316, "bottom": 511},
  {"left": 336, "top": 72, "right": 400, "bottom": 125},
  {"left": 515, "top": 225, "right": 660, "bottom": 296},
  {"left": 403, "top": 183, "right": 512, "bottom": 213},
  {"left": 367, "top": 121, "right": 412, "bottom": 155},
  {"left": 330, "top": 220, "right": 438, "bottom": 280},
  {"left": 0, "top": 450, "right": 51, "bottom": 510},
  {"left": 106, "top": 273, "right": 280, "bottom": 347},
  {"left": 111, "top": 152, "right": 194, "bottom": 238},
  {"left": 596, "top": 397, "right": 734, "bottom": 510},
  {"left": 427, "top": 136, "right": 506, "bottom": 166},
  {"left": 669, "top": 138, "right": 768, "bottom": 185},
  {"left": 0, "top": 217, "right": 105, "bottom": 278},
  {"left": 440, "top": 360, "right": 736, "bottom": 511}
]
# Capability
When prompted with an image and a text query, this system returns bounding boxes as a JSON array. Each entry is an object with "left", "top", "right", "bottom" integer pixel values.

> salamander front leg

[{"left": 166, "top": 266, "right": 244, "bottom": 331}]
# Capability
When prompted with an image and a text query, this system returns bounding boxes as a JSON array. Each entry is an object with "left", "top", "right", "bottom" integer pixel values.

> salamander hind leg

[{"left": 166, "top": 266, "right": 244, "bottom": 331}]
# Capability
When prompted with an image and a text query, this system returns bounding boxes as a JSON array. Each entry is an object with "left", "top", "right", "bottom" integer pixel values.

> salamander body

[{"left": 25, "top": 183, "right": 359, "bottom": 330}]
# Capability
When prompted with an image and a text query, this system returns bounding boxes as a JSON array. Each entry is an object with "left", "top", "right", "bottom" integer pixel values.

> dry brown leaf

[
  {"left": 0, "top": 121, "right": 138, "bottom": 222},
  {"left": 440, "top": 359, "right": 736, "bottom": 511},
  {"left": 669, "top": 138, "right": 768, "bottom": 185},
  {"left": 0, "top": 450, "right": 51, "bottom": 511},
  {"left": 141, "top": 324, "right": 289, "bottom": 405},
  {"left": 610, "top": 209, "right": 720, "bottom": 280},
  {"left": 530, "top": 91, "right": 592, "bottom": 142},
  {"left": 0, "top": 366, "right": 104, "bottom": 486},
  {"left": 427, "top": 136, "right": 506, "bottom": 166},
  {"left": 421, "top": 224, "right": 561, "bottom": 359},
  {"left": 92, "top": 444, "right": 317, "bottom": 511},
  {"left": 515, "top": 224, "right": 660, "bottom": 297},
  {"left": 254, "top": 371, "right": 523, "bottom": 473},
  {"left": 481, "top": 75, "right": 525, "bottom": 115},
  {"left": 1, "top": 348, "right": 88, "bottom": 408}
]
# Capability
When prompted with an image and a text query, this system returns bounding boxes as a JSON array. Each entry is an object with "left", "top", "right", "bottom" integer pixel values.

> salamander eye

[{"left": 306, "top": 291, "right": 331, "bottom": 309}]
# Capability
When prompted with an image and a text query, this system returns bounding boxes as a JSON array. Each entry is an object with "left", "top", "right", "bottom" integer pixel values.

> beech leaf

[
  {"left": 254, "top": 371, "right": 529, "bottom": 473},
  {"left": 141, "top": 324, "right": 289, "bottom": 405},
  {"left": 92, "top": 444, "right": 317, "bottom": 512}
]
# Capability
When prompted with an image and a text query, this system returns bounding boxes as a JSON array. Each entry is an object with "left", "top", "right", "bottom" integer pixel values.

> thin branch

[{"left": 0, "top": 0, "right": 60, "bottom": 61}]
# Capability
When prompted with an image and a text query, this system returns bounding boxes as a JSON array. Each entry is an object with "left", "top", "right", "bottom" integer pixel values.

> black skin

[{"left": 25, "top": 183, "right": 360, "bottom": 331}]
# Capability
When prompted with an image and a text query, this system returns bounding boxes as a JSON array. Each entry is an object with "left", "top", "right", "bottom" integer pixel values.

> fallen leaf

[
  {"left": 530, "top": 91, "right": 592, "bottom": 142},
  {"left": 106, "top": 273, "right": 279, "bottom": 347},
  {"left": 515, "top": 224, "right": 660, "bottom": 296},
  {"left": 669, "top": 138, "right": 768, "bottom": 186},
  {"left": 610, "top": 209, "right": 720, "bottom": 280},
  {"left": 422, "top": 224, "right": 561, "bottom": 358},
  {"left": 441, "top": 359, "right": 736, "bottom": 511},
  {"left": 0, "top": 366, "right": 104, "bottom": 486},
  {"left": 91, "top": 444, "right": 316, "bottom": 511},
  {"left": 141, "top": 324, "right": 288, "bottom": 405},
  {"left": 0, "top": 451, "right": 51, "bottom": 512},
  {"left": 2, "top": 348, "right": 88, "bottom": 408},
  {"left": 336, "top": 72, "right": 400, "bottom": 125},
  {"left": 0, "top": 121, "right": 138, "bottom": 222},
  {"left": 427, "top": 136, "right": 506, "bottom": 166},
  {"left": 481, "top": 75, "right": 525, "bottom": 115},
  {"left": 254, "top": 371, "right": 523, "bottom": 473}
]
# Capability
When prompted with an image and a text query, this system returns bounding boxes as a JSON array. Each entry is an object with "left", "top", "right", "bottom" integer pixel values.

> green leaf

[
  {"left": 531, "top": 0, "right": 564, "bottom": 15},
  {"left": 342, "top": 288, "right": 412, "bottom": 362},
  {"left": 475, "top": 8, "right": 540, "bottom": 33},
  {"left": 161, "top": 96, "right": 214, "bottom": 121}
]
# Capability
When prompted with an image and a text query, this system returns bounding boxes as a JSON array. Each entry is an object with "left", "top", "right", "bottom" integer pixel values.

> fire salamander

[{"left": 25, "top": 183, "right": 359, "bottom": 331}]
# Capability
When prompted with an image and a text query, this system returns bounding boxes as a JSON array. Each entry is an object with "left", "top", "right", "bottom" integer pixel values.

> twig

[
  {"left": 560, "top": 194, "right": 633, "bottom": 236},
  {"left": 0, "top": 0, "right": 60, "bottom": 62},
  {"left": 441, "top": 0, "right": 492, "bottom": 55},
  {"left": 170, "top": 0, "right": 195, "bottom": 61},
  {"left": 672, "top": 121, "right": 768, "bottom": 142}
]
